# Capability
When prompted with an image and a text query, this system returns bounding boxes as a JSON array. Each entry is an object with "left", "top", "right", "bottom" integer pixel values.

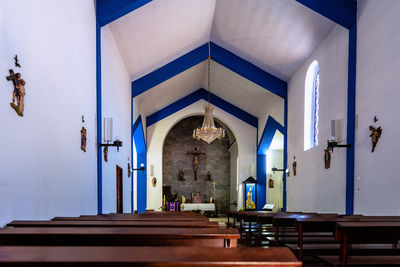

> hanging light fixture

[{"left": 193, "top": 42, "right": 226, "bottom": 144}]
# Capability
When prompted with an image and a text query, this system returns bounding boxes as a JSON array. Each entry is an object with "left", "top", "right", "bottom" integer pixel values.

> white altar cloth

[{"left": 181, "top": 203, "right": 215, "bottom": 211}]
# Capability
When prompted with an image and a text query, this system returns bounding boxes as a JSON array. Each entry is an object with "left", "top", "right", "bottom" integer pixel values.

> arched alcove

[{"left": 162, "top": 116, "right": 235, "bottom": 215}]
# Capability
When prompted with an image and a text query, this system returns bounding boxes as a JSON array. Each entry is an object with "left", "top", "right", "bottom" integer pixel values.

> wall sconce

[
  {"left": 100, "top": 118, "right": 123, "bottom": 151},
  {"left": 326, "top": 140, "right": 351, "bottom": 153},
  {"left": 132, "top": 163, "right": 145, "bottom": 171},
  {"left": 271, "top": 166, "right": 290, "bottom": 175}
]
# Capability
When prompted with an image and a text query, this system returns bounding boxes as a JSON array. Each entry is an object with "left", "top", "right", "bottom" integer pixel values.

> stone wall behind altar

[{"left": 163, "top": 116, "right": 231, "bottom": 215}]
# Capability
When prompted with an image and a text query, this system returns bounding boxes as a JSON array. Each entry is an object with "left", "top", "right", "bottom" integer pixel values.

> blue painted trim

[
  {"left": 132, "top": 116, "right": 147, "bottom": 213},
  {"left": 210, "top": 43, "right": 287, "bottom": 98},
  {"left": 256, "top": 115, "right": 286, "bottom": 211},
  {"left": 256, "top": 154, "right": 266, "bottom": 210},
  {"left": 283, "top": 96, "right": 288, "bottom": 212},
  {"left": 95, "top": 5, "right": 103, "bottom": 215},
  {"left": 257, "top": 116, "right": 285, "bottom": 155},
  {"left": 132, "top": 44, "right": 208, "bottom": 97},
  {"left": 346, "top": 22, "right": 357, "bottom": 215},
  {"left": 295, "top": 0, "right": 357, "bottom": 29},
  {"left": 97, "top": 0, "right": 153, "bottom": 27},
  {"left": 131, "top": 99, "right": 134, "bottom": 213},
  {"left": 146, "top": 88, "right": 258, "bottom": 128},
  {"left": 132, "top": 43, "right": 287, "bottom": 99}
]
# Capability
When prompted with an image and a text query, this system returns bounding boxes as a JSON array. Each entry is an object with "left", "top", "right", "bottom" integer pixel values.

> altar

[{"left": 181, "top": 203, "right": 215, "bottom": 211}]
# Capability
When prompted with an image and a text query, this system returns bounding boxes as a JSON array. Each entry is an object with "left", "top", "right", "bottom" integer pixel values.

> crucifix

[
  {"left": 186, "top": 147, "right": 205, "bottom": 180},
  {"left": 6, "top": 69, "right": 26, "bottom": 116}
]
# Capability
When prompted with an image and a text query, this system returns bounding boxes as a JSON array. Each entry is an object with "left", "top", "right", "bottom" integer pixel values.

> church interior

[{"left": 1, "top": 0, "right": 400, "bottom": 266}]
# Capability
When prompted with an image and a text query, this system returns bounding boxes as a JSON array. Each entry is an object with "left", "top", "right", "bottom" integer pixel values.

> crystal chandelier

[{"left": 193, "top": 43, "right": 226, "bottom": 144}]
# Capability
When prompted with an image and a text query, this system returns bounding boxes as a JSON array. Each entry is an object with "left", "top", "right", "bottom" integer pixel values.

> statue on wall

[
  {"left": 178, "top": 169, "right": 185, "bottom": 181},
  {"left": 369, "top": 119, "right": 382, "bottom": 153},
  {"left": 6, "top": 69, "right": 26, "bottom": 117},
  {"left": 80, "top": 127, "right": 87, "bottom": 152},
  {"left": 292, "top": 156, "right": 297, "bottom": 176},
  {"left": 268, "top": 175, "right": 274, "bottom": 188},
  {"left": 186, "top": 147, "right": 205, "bottom": 180},
  {"left": 324, "top": 148, "right": 331, "bottom": 169}
]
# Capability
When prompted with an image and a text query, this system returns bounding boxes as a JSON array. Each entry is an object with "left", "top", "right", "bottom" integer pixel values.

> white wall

[
  {"left": 266, "top": 150, "right": 283, "bottom": 212},
  {"left": 354, "top": 0, "right": 400, "bottom": 215},
  {"left": 287, "top": 25, "right": 349, "bottom": 213},
  {"left": 101, "top": 26, "right": 134, "bottom": 213},
  {"left": 258, "top": 96, "right": 284, "bottom": 144},
  {"left": 146, "top": 100, "right": 257, "bottom": 211},
  {"left": 0, "top": 0, "right": 97, "bottom": 226},
  {"left": 229, "top": 141, "right": 238, "bottom": 211}
]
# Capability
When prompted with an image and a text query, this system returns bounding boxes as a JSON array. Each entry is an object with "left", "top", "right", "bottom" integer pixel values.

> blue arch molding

[
  {"left": 132, "top": 42, "right": 287, "bottom": 98},
  {"left": 146, "top": 88, "right": 258, "bottom": 128},
  {"left": 132, "top": 116, "right": 147, "bottom": 213},
  {"left": 295, "top": 0, "right": 357, "bottom": 29},
  {"left": 298, "top": 0, "right": 357, "bottom": 214},
  {"left": 97, "top": 0, "right": 153, "bottom": 27},
  {"left": 256, "top": 116, "right": 285, "bottom": 211}
]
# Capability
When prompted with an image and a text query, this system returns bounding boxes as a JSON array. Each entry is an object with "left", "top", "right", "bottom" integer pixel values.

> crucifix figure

[
  {"left": 186, "top": 147, "right": 205, "bottom": 180},
  {"left": 6, "top": 69, "right": 26, "bottom": 116}
]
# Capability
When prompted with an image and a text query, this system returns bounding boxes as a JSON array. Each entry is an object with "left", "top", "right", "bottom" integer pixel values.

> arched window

[{"left": 304, "top": 60, "right": 319, "bottom": 151}]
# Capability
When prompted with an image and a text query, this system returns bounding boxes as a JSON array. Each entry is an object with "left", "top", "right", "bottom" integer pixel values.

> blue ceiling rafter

[
  {"left": 132, "top": 44, "right": 209, "bottom": 98},
  {"left": 210, "top": 43, "right": 287, "bottom": 98},
  {"left": 295, "top": 0, "right": 357, "bottom": 29},
  {"left": 146, "top": 88, "right": 258, "bottom": 128},
  {"left": 97, "top": 0, "right": 153, "bottom": 27},
  {"left": 257, "top": 116, "right": 285, "bottom": 155},
  {"left": 132, "top": 42, "right": 287, "bottom": 99}
]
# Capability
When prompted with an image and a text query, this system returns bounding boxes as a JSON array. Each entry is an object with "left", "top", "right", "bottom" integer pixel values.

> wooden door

[{"left": 116, "top": 165, "right": 123, "bottom": 213}]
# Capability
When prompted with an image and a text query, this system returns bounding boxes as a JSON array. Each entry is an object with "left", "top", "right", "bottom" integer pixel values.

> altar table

[{"left": 181, "top": 203, "right": 215, "bottom": 211}]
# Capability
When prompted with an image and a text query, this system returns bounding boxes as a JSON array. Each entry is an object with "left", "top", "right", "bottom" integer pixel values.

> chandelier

[{"left": 193, "top": 43, "right": 226, "bottom": 144}]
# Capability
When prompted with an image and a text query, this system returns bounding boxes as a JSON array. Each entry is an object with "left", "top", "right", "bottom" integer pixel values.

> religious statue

[
  {"left": 206, "top": 171, "right": 212, "bottom": 181},
  {"left": 324, "top": 148, "right": 331, "bottom": 169},
  {"left": 6, "top": 69, "right": 26, "bottom": 117},
  {"left": 103, "top": 146, "right": 108, "bottom": 162},
  {"left": 178, "top": 169, "right": 185, "bottom": 181},
  {"left": 80, "top": 127, "right": 87, "bottom": 152},
  {"left": 186, "top": 147, "right": 205, "bottom": 180},
  {"left": 292, "top": 156, "right": 297, "bottom": 176},
  {"left": 369, "top": 125, "right": 382, "bottom": 153},
  {"left": 152, "top": 177, "right": 157, "bottom": 187},
  {"left": 268, "top": 175, "right": 274, "bottom": 188},
  {"left": 246, "top": 187, "right": 256, "bottom": 209}
]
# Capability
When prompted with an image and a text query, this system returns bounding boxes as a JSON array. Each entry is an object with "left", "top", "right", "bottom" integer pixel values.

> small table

[{"left": 181, "top": 203, "right": 215, "bottom": 211}]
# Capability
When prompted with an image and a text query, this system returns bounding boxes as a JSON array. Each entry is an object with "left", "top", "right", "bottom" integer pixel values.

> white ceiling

[
  {"left": 108, "top": 0, "right": 216, "bottom": 81},
  {"left": 107, "top": 0, "right": 336, "bottom": 120}
]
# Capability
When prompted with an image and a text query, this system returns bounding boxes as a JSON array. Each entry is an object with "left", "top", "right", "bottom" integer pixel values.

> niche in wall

[{"left": 163, "top": 116, "right": 234, "bottom": 215}]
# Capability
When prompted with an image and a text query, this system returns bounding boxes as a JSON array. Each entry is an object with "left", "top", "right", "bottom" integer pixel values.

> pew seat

[{"left": 0, "top": 246, "right": 302, "bottom": 266}]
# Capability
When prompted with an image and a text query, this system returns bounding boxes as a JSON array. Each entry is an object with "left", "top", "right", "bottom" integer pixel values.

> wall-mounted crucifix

[{"left": 186, "top": 147, "right": 205, "bottom": 180}]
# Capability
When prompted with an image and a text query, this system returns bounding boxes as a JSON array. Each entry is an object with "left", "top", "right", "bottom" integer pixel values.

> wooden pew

[
  {"left": 0, "top": 246, "right": 302, "bottom": 266},
  {"left": 0, "top": 227, "right": 239, "bottom": 247},
  {"left": 296, "top": 216, "right": 400, "bottom": 261},
  {"left": 7, "top": 220, "right": 220, "bottom": 228},
  {"left": 53, "top": 215, "right": 209, "bottom": 221},
  {"left": 331, "top": 221, "right": 400, "bottom": 266}
]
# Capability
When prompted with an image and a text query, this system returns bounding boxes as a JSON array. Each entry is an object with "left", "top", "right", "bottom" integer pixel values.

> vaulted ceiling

[{"left": 105, "top": 0, "right": 336, "bottom": 122}]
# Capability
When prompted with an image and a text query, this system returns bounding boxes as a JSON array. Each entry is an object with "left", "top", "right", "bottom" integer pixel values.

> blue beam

[
  {"left": 95, "top": 4, "right": 103, "bottom": 215},
  {"left": 256, "top": 154, "right": 267, "bottom": 210},
  {"left": 146, "top": 88, "right": 258, "bottom": 128},
  {"left": 132, "top": 116, "right": 147, "bottom": 213},
  {"left": 346, "top": 23, "right": 357, "bottom": 215},
  {"left": 296, "top": 0, "right": 357, "bottom": 29},
  {"left": 132, "top": 44, "right": 209, "bottom": 97},
  {"left": 210, "top": 43, "right": 287, "bottom": 98},
  {"left": 97, "top": 0, "right": 152, "bottom": 27},
  {"left": 132, "top": 43, "right": 287, "bottom": 99},
  {"left": 283, "top": 96, "right": 288, "bottom": 211},
  {"left": 258, "top": 116, "right": 285, "bottom": 155}
]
